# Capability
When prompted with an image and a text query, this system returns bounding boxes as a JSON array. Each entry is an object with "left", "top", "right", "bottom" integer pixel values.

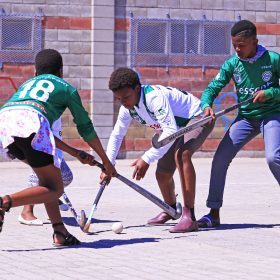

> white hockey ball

[{"left": 111, "top": 222, "right": 123, "bottom": 234}]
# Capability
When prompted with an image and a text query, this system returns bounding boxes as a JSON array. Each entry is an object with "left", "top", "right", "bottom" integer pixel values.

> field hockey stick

[
  {"left": 62, "top": 192, "right": 86, "bottom": 230},
  {"left": 152, "top": 96, "right": 255, "bottom": 148},
  {"left": 82, "top": 179, "right": 109, "bottom": 233},
  {"left": 94, "top": 161, "right": 182, "bottom": 219}
]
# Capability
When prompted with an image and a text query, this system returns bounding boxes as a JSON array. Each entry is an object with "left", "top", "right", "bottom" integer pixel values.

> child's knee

[
  {"left": 50, "top": 186, "right": 64, "bottom": 199},
  {"left": 155, "top": 171, "right": 173, "bottom": 184},
  {"left": 56, "top": 188, "right": 64, "bottom": 198},
  {"left": 176, "top": 149, "right": 192, "bottom": 163},
  {"left": 41, "top": 180, "right": 64, "bottom": 197}
]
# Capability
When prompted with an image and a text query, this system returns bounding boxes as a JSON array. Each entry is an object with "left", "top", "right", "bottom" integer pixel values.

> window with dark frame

[
  {"left": 203, "top": 23, "right": 232, "bottom": 55},
  {"left": 130, "top": 17, "right": 235, "bottom": 68},
  {"left": 170, "top": 22, "right": 184, "bottom": 54},
  {"left": 137, "top": 22, "right": 167, "bottom": 54},
  {"left": 0, "top": 12, "right": 43, "bottom": 66},
  {"left": 1, "top": 18, "right": 33, "bottom": 50}
]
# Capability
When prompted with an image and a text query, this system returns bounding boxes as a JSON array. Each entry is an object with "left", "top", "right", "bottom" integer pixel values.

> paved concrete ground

[{"left": 0, "top": 158, "right": 279, "bottom": 280}]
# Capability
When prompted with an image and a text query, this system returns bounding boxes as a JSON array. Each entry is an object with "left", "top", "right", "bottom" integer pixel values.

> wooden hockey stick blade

[
  {"left": 83, "top": 222, "right": 91, "bottom": 233},
  {"left": 79, "top": 210, "right": 86, "bottom": 228},
  {"left": 82, "top": 205, "right": 97, "bottom": 233},
  {"left": 152, "top": 96, "right": 254, "bottom": 148},
  {"left": 62, "top": 192, "right": 86, "bottom": 231}
]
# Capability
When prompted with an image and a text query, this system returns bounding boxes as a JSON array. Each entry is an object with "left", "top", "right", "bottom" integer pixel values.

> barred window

[
  {"left": 2, "top": 18, "right": 33, "bottom": 50},
  {"left": 170, "top": 22, "right": 184, "bottom": 53},
  {"left": 130, "top": 17, "right": 234, "bottom": 68},
  {"left": 204, "top": 23, "right": 232, "bottom": 55},
  {"left": 0, "top": 12, "right": 43, "bottom": 66},
  {"left": 137, "top": 21, "right": 167, "bottom": 53}
]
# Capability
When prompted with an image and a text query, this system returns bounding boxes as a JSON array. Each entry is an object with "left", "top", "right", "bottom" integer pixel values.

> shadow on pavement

[
  {"left": 3, "top": 224, "right": 279, "bottom": 252},
  {"left": 62, "top": 217, "right": 119, "bottom": 227},
  {"left": 82, "top": 237, "right": 160, "bottom": 248},
  {"left": 2, "top": 237, "right": 160, "bottom": 252},
  {"left": 200, "top": 223, "right": 280, "bottom": 231}
]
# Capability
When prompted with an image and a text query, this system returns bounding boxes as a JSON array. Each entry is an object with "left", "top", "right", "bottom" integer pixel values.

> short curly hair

[
  {"left": 109, "top": 67, "right": 141, "bottom": 92},
  {"left": 35, "top": 49, "right": 63, "bottom": 76},
  {"left": 231, "top": 20, "right": 257, "bottom": 38}
]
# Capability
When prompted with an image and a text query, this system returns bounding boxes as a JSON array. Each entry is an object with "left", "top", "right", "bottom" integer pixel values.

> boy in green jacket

[{"left": 198, "top": 20, "right": 280, "bottom": 228}]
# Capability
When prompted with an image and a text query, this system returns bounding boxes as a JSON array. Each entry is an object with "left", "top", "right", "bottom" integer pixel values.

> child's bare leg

[
  {"left": 44, "top": 200, "right": 68, "bottom": 244},
  {"left": 20, "top": 205, "right": 36, "bottom": 220},
  {"left": 18, "top": 204, "right": 43, "bottom": 226},
  {"left": 147, "top": 172, "right": 177, "bottom": 225},
  {"left": 176, "top": 149, "right": 195, "bottom": 208},
  {"left": 45, "top": 200, "right": 63, "bottom": 226},
  {"left": 169, "top": 148, "right": 197, "bottom": 233},
  {"left": 44, "top": 200, "right": 80, "bottom": 246},
  {"left": 0, "top": 164, "right": 63, "bottom": 234},
  {"left": 1, "top": 165, "right": 63, "bottom": 209},
  {"left": 156, "top": 172, "right": 176, "bottom": 205}
]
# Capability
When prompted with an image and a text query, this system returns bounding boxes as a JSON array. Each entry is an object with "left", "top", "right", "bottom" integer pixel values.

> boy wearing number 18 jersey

[{"left": 0, "top": 49, "right": 116, "bottom": 246}]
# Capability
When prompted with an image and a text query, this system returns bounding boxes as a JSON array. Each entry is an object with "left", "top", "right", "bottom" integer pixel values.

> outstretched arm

[
  {"left": 86, "top": 136, "right": 117, "bottom": 177},
  {"left": 54, "top": 136, "right": 96, "bottom": 166}
]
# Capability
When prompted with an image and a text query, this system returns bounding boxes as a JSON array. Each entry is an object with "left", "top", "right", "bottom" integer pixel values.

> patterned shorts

[
  {"left": 27, "top": 158, "right": 73, "bottom": 187},
  {"left": 0, "top": 108, "right": 61, "bottom": 168}
]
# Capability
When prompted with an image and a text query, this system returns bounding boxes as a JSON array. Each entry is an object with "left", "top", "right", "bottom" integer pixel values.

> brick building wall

[
  {"left": 115, "top": 0, "right": 280, "bottom": 158},
  {"left": 0, "top": 0, "right": 95, "bottom": 154},
  {"left": 0, "top": 0, "right": 114, "bottom": 158},
  {"left": 0, "top": 1, "right": 279, "bottom": 161}
]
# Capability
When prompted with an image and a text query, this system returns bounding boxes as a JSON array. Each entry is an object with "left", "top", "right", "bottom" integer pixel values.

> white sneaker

[
  {"left": 18, "top": 215, "right": 43, "bottom": 226},
  {"left": 59, "top": 199, "right": 69, "bottom": 211}
]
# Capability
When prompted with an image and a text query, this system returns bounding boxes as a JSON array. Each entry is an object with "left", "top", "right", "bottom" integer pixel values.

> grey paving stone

[{"left": 0, "top": 158, "right": 279, "bottom": 279}]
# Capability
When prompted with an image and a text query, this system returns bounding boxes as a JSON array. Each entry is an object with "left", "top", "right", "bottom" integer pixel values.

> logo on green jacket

[
  {"left": 233, "top": 73, "right": 242, "bottom": 83},
  {"left": 262, "top": 71, "right": 272, "bottom": 82}
]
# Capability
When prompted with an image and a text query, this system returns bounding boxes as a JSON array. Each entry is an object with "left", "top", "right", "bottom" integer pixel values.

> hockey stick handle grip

[
  {"left": 152, "top": 96, "right": 255, "bottom": 148},
  {"left": 94, "top": 160, "right": 105, "bottom": 170}
]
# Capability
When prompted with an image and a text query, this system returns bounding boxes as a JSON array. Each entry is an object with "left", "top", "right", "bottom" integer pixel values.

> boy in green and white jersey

[
  {"left": 102, "top": 67, "right": 214, "bottom": 233},
  {"left": 0, "top": 49, "right": 116, "bottom": 246},
  {"left": 198, "top": 20, "right": 280, "bottom": 228}
]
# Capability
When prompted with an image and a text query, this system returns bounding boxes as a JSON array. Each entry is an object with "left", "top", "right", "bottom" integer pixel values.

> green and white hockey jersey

[
  {"left": 201, "top": 47, "right": 280, "bottom": 119},
  {"left": 106, "top": 85, "right": 202, "bottom": 165},
  {"left": 2, "top": 74, "right": 97, "bottom": 141}
]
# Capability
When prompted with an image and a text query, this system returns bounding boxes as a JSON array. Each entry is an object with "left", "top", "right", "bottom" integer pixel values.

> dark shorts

[
  {"left": 156, "top": 115, "right": 214, "bottom": 174},
  {"left": 7, "top": 133, "right": 54, "bottom": 168}
]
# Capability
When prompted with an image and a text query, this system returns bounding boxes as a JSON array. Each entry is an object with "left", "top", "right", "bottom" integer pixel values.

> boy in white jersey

[{"left": 103, "top": 67, "right": 214, "bottom": 233}]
